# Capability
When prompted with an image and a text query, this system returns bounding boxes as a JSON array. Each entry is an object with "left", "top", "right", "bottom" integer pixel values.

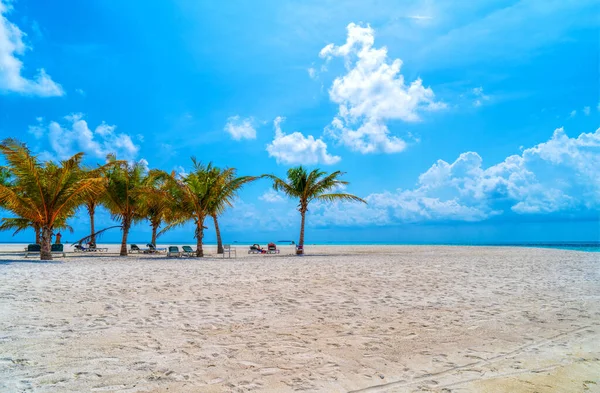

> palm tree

[
  {"left": 263, "top": 166, "right": 366, "bottom": 254},
  {"left": 207, "top": 166, "right": 256, "bottom": 254},
  {"left": 138, "top": 170, "right": 176, "bottom": 246},
  {"left": 0, "top": 139, "right": 108, "bottom": 260},
  {"left": 84, "top": 197, "right": 99, "bottom": 246},
  {"left": 170, "top": 160, "right": 253, "bottom": 257},
  {"left": 102, "top": 157, "right": 147, "bottom": 256}
]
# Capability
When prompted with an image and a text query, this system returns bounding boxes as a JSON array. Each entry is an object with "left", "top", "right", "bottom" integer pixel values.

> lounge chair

[
  {"left": 24, "top": 244, "right": 41, "bottom": 258},
  {"left": 130, "top": 244, "right": 142, "bottom": 253},
  {"left": 167, "top": 246, "right": 181, "bottom": 258},
  {"left": 266, "top": 243, "right": 280, "bottom": 254},
  {"left": 248, "top": 244, "right": 264, "bottom": 254},
  {"left": 147, "top": 243, "right": 166, "bottom": 253},
  {"left": 51, "top": 244, "right": 66, "bottom": 257},
  {"left": 223, "top": 244, "right": 236, "bottom": 259},
  {"left": 181, "top": 245, "right": 195, "bottom": 257}
]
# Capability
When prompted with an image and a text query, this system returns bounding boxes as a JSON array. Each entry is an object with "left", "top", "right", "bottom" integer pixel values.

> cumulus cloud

[
  {"left": 224, "top": 116, "right": 257, "bottom": 140},
  {"left": 320, "top": 23, "right": 444, "bottom": 154},
  {"left": 259, "top": 189, "right": 286, "bottom": 203},
  {"left": 32, "top": 113, "right": 140, "bottom": 161},
  {"left": 0, "top": 0, "right": 63, "bottom": 96},
  {"left": 313, "top": 127, "right": 600, "bottom": 226},
  {"left": 266, "top": 117, "right": 341, "bottom": 165}
]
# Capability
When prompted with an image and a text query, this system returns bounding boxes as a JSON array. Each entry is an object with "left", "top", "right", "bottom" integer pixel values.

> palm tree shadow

[{"left": 0, "top": 259, "right": 62, "bottom": 265}]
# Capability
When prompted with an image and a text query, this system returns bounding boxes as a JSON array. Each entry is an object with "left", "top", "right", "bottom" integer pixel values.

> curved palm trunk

[
  {"left": 88, "top": 205, "right": 96, "bottom": 245},
  {"left": 298, "top": 209, "right": 306, "bottom": 255},
  {"left": 120, "top": 219, "right": 130, "bottom": 256},
  {"left": 34, "top": 225, "right": 41, "bottom": 244},
  {"left": 151, "top": 221, "right": 159, "bottom": 246},
  {"left": 196, "top": 217, "right": 205, "bottom": 257},
  {"left": 40, "top": 226, "right": 53, "bottom": 260},
  {"left": 213, "top": 214, "right": 223, "bottom": 254}
]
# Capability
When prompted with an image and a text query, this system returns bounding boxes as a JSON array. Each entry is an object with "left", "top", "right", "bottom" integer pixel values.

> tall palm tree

[
  {"left": 170, "top": 160, "right": 253, "bottom": 257},
  {"left": 102, "top": 157, "right": 147, "bottom": 256},
  {"left": 207, "top": 166, "right": 256, "bottom": 254},
  {"left": 263, "top": 166, "right": 366, "bottom": 254},
  {"left": 0, "top": 139, "right": 108, "bottom": 260},
  {"left": 84, "top": 198, "right": 99, "bottom": 245},
  {"left": 138, "top": 170, "right": 176, "bottom": 245}
]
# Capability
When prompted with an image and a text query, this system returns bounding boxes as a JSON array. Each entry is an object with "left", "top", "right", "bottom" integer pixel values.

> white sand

[{"left": 0, "top": 245, "right": 598, "bottom": 392}]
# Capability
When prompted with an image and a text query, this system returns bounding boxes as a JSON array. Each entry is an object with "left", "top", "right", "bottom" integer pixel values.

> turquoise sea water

[{"left": 1, "top": 241, "right": 598, "bottom": 252}]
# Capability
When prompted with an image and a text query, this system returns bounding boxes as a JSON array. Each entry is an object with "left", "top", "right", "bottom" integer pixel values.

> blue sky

[{"left": 0, "top": 0, "right": 599, "bottom": 244}]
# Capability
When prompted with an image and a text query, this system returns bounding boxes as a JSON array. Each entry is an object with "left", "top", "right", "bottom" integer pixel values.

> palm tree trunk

[
  {"left": 40, "top": 226, "right": 53, "bottom": 260},
  {"left": 35, "top": 225, "right": 41, "bottom": 244},
  {"left": 298, "top": 209, "right": 306, "bottom": 255},
  {"left": 196, "top": 218, "right": 204, "bottom": 257},
  {"left": 120, "top": 219, "right": 130, "bottom": 256},
  {"left": 213, "top": 214, "right": 223, "bottom": 254},
  {"left": 151, "top": 221, "right": 158, "bottom": 246},
  {"left": 88, "top": 205, "right": 96, "bottom": 245}
]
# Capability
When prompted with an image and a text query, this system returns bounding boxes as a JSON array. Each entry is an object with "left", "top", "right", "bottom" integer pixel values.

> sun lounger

[
  {"left": 223, "top": 244, "right": 236, "bottom": 259},
  {"left": 167, "top": 246, "right": 181, "bottom": 258},
  {"left": 130, "top": 244, "right": 142, "bottom": 253},
  {"left": 266, "top": 243, "right": 280, "bottom": 254},
  {"left": 24, "top": 244, "right": 41, "bottom": 258},
  {"left": 51, "top": 244, "right": 66, "bottom": 257},
  {"left": 181, "top": 245, "right": 195, "bottom": 257},
  {"left": 248, "top": 244, "right": 263, "bottom": 254},
  {"left": 146, "top": 243, "right": 166, "bottom": 253},
  {"left": 74, "top": 244, "right": 108, "bottom": 252}
]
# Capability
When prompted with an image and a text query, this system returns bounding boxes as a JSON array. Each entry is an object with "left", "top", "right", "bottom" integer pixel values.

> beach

[{"left": 0, "top": 245, "right": 598, "bottom": 392}]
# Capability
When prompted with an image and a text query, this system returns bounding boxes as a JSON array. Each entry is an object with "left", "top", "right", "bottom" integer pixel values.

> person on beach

[{"left": 54, "top": 232, "right": 62, "bottom": 244}]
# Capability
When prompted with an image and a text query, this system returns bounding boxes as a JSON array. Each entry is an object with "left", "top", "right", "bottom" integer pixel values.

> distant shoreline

[{"left": 0, "top": 241, "right": 598, "bottom": 252}]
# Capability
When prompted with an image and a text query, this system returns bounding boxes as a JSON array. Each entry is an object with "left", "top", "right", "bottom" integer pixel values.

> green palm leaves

[
  {"left": 0, "top": 139, "right": 111, "bottom": 260},
  {"left": 263, "top": 166, "right": 365, "bottom": 254},
  {"left": 168, "top": 160, "right": 255, "bottom": 257}
]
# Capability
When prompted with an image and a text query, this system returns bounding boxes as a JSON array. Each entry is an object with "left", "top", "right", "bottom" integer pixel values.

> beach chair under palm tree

[
  {"left": 24, "top": 244, "right": 41, "bottom": 258},
  {"left": 181, "top": 245, "right": 195, "bottom": 257},
  {"left": 51, "top": 244, "right": 66, "bottom": 257},
  {"left": 167, "top": 246, "right": 181, "bottom": 258},
  {"left": 130, "top": 244, "right": 141, "bottom": 253}
]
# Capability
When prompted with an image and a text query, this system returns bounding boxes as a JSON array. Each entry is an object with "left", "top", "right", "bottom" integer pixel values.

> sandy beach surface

[{"left": 0, "top": 245, "right": 598, "bottom": 392}]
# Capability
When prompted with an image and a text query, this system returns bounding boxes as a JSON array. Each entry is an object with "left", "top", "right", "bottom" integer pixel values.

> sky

[{"left": 0, "top": 0, "right": 599, "bottom": 244}]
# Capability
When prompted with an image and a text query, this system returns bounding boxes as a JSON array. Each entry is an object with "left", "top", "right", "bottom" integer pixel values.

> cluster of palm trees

[{"left": 0, "top": 138, "right": 365, "bottom": 260}]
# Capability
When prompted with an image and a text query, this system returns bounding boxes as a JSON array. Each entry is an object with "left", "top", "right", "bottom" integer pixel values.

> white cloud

[
  {"left": 583, "top": 106, "right": 590, "bottom": 116},
  {"left": 75, "top": 88, "right": 85, "bottom": 96},
  {"left": 266, "top": 116, "right": 341, "bottom": 165},
  {"left": 472, "top": 86, "right": 490, "bottom": 107},
  {"left": 570, "top": 110, "right": 577, "bottom": 118},
  {"left": 224, "top": 116, "right": 257, "bottom": 140},
  {"left": 320, "top": 23, "right": 444, "bottom": 154},
  {"left": 0, "top": 0, "right": 63, "bottom": 96},
  {"left": 174, "top": 166, "right": 188, "bottom": 179},
  {"left": 137, "top": 158, "right": 149, "bottom": 172},
  {"left": 313, "top": 127, "right": 600, "bottom": 226},
  {"left": 32, "top": 113, "right": 140, "bottom": 161},
  {"left": 307, "top": 67, "right": 317, "bottom": 79},
  {"left": 259, "top": 189, "right": 286, "bottom": 203}
]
